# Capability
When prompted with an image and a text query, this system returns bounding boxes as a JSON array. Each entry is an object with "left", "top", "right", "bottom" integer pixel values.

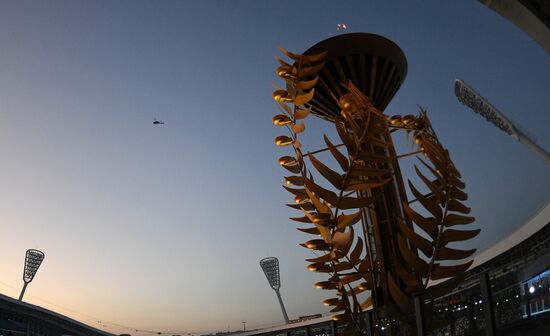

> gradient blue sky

[{"left": 0, "top": 1, "right": 548, "bottom": 334}]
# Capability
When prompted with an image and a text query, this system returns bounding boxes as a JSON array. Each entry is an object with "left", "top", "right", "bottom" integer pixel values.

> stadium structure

[
  {"left": 234, "top": 201, "right": 550, "bottom": 336},
  {"left": 479, "top": 0, "right": 550, "bottom": 54},
  {"left": 3, "top": 202, "right": 546, "bottom": 336},
  {"left": 0, "top": 293, "right": 113, "bottom": 336}
]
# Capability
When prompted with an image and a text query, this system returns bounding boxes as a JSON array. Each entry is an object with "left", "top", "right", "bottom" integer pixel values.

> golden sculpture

[{"left": 272, "top": 34, "right": 479, "bottom": 331}]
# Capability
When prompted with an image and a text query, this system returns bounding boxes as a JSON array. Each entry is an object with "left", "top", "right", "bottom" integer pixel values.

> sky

[{"left": 0, "top": 0, "right": 549, "bottom": 334}]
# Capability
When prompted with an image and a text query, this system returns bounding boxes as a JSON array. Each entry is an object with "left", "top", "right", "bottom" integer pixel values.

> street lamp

[
  {"left": 454, "top": 79, "right": 550, "bottom": 162},
  {"left": 19, "top": 249, "right": 45, "bottom": 301},
  {"left": 260, "top": 257, "right": 289, "bottom": 323}
]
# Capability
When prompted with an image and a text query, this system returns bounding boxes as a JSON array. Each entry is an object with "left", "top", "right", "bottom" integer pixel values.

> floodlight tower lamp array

[
  {"left": 19, "top": 249, "right": 45, "bottom": 301},
  {"left": 454, "top": 79, "right": 550, "bottom": 162},
  {"left": 260, "top": 257, "right": 289, "bottom": 324}
]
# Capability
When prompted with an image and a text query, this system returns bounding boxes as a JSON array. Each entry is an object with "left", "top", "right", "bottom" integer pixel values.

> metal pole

[
  {"left": 414, "top": 296, "right": 425, "bottom": 336},
  {"left": 523, "top": 283, "right": 532, "bottom": 318},
  {"left": 517, "top": 133, "right": 550, "bottom": 162},
  {"left": 365, "top": 310, "right": 374, "bottom": 336},
  {"left": 18, "top": 282, "right": 28, "bottom": 301},
  {"left": 275, "top": 289, "right": 290, "bottom": 323},
  {"left": 479, "top": 273, "right": 496, "bottom": 336}
]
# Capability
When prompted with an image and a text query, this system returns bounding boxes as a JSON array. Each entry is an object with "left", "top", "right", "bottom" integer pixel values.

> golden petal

[
  {"left": 272, "top": 89, "right": 292, "bottom": 103},
  {"left": 275, "top": 135, "right": 293, "bottom": 146},
  {"left": 278, "top": 156, "right": 298, "bottom": 167},
  {"left": 272, "top": 114, "right": 292, "bottom": 126}
]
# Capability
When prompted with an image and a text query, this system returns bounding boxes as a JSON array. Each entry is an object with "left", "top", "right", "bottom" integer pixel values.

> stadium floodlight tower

[
  {"left": 260, "top": 257, "right": 289, "bottom": 324},
  {"left": 454, "top": 79, "right": 550, "bottom": 162},
  {"left": 19, "top": 249, "right": 45, "bottom": 301}
]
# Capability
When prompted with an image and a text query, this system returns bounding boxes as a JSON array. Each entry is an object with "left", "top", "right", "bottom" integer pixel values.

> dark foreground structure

[
  {"left": 236, "top": 202, "right": 550, "bottom": 336},
  {"left": 0, "top": 293, "right": 113, "bottom": 336}
]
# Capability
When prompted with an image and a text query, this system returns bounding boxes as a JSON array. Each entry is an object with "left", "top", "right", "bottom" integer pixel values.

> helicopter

[{"left": 153, "top": 118, "right": 165, "bottom": 125}]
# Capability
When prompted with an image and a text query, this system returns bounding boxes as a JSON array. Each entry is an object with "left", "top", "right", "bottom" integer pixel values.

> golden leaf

[
  {"left": 403, "top": 202, "right": 438, "bottom": 240},
  {"left": 308, "top": 153, "right": 343, "bottom": 190},
  {"left": 277, "top": 101, "right": 294, "bottom": 115},
  {"left": 339, "top": 273, "right": 363, "bottom": 285},
  {"left": 449, "top": 186, "right": 468, "bottom": 201},
  {"left": 329, "top": 299, "right": 348, "bottom": 313},
  {"left": 297, "top": 76, "right": 319, "bottom": 90},
  {"left": 408, "top": 180, "right": 442, "bottom": 220},
  {"left": 294, "top": 195, "right": 309, "bottom": 204},
  {"left": 275, "top": 135, "right": 293, "bottom": 146},
  {"left": 388, "top": 274, "right": 412, "bottom": 311},
  {"left": 304, "top": 187, "right": 332, "bottom": 215},
  {"left": 278, "top": 47, "right": 327, "bottom": 64},
  {"left": 414, "top": 165, "right": 444, "bottom": 201},
  {"left": 278, "top": 155, "right": 297, "bottom": 166},
  {"left": 331, "top": 313, "right": 349, "bottom": 322},
  {"left": 444, "top": 213, "right": 475, "bottom": 227},
  {"left": 302, "top": 210, "right": 332, "bottom": 243},
  {"left": 448, "top": 176, "right": 466, "bottom": 189},
  {"left": 323, "top": 134, "right": 349, "bottom": 171},
  {"left": 337, "top": 211, "right": 362, "bottom": 230},
  {"left": 424, "top": 275, "right": 465, "bottom": 299},
  {"left": 276, "top": 65, "right": 296, "bottom": 79},
  {"left": 282, "top": 185, "right": 306, "bottom": 197},
  {"left": 301, "top": 239, "right": 330, "bottom": 251},
  {"left": 274, "top": 55, "right": 291, "bottom": 67},
  {"left": 289, "top": 215, "right": 311, "bottom": 223},
  {"left": 418, "top": 157, "right": 443, "bottom": 181},
  {"left": 297, "top": 62, "right": 325, "bottom": 77},
  {"left": 396, "top": 264, "right": 424, "bottom": 294},
  {"left": 292, "top": 123, "right": 305, "bottom": 134},
  {"left": 294, "top": 106, "right": 311, "bottom": 120},
  {"left": 303, "top": 177, "right": 339, "bottom": 207},
  {"left": 333, "top": 261, "right": 354, "bottom": 272},
  {"left": 431, "top": 261, "right": 473, "bottom": 280},
  {"left": 310, "top": 212, "right": 333, "bottom": 224},
  {"left": 399, "top": 220, "right": 433, "bottom": 258},
  {"left": 349, "top": 282, "right": 371, "bottom": 295},
  {"left": 360, "top": 296, "right": 373, "bottom": 310},
  {"left": 335, "top": 121, "right": 356, "bottom": 154},
  {"left": 307, "top": 262, "right": 332, "bottom": 272},
  {"left": 322, "top": 297, "right": 340, "bottom": 307},
  {"left": 397, "top": 234, "right": 429, "bottom": 276},
  {"left": 447, "top": 199, "right": 471, "bottom": 214},
  {"left": 286, "top": 202, "right": 315, "bottom": 211},
  {"left": 315, "top": 281, "right": 337, "bottom": 290},
  {"left": 272, "top": 114, "right": 292, "bottom": 126},
  {"left": 344, "top": 178, "right": 391, "bottom": 191},
  {"left": 358, "top": 257, "right": 372, "bottom": 274},
  {"left": 440, "top": 228, "right": 480, "bottom": 245},
  {"left": 297, "top": 227, "right": 320, "bottom": 235},
  {"left": 349, "top": 237, "right": 363, "bottom": 263},
  {"left": 284, "top": 175, "right": 304, "bottom": 186},
  {"left": 435, "top": 246, "right": 476, "bottom": 261},
  {"left": 306, "top": 251, "right": 336, "bottom": 263},
  {"left": 332, "top": 227, "right": 354, "bottom": 256},
  {"left": 272, "top": 89, "right": 291, "bottom": 103},
  {"left": 294, "top": 88, "right": 315, "bottom": 106}
]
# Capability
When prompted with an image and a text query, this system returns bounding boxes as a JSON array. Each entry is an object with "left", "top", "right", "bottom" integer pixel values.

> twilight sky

[{"left": 0, "top": 1, "right": 549, "bottom": 334}]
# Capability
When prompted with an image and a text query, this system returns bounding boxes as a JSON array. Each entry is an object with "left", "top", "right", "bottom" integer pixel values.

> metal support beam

[
  {"left": 523, "top": 282, "right": 532, "bottom": 318},
  {"left": 479, "top": 273, "right": 496, "bottom": 336},
  {"left": 414, "top": 296, "right": 425, "bottom": 336},
  {"left": 364, "top": 310, "right": 374, "bottom": 336},
  {"left": 330, "top": 320, "right": 337, "bottom": 336},
  {"left": 275, "top": 289, "right": 289, "bottom": 323}
]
